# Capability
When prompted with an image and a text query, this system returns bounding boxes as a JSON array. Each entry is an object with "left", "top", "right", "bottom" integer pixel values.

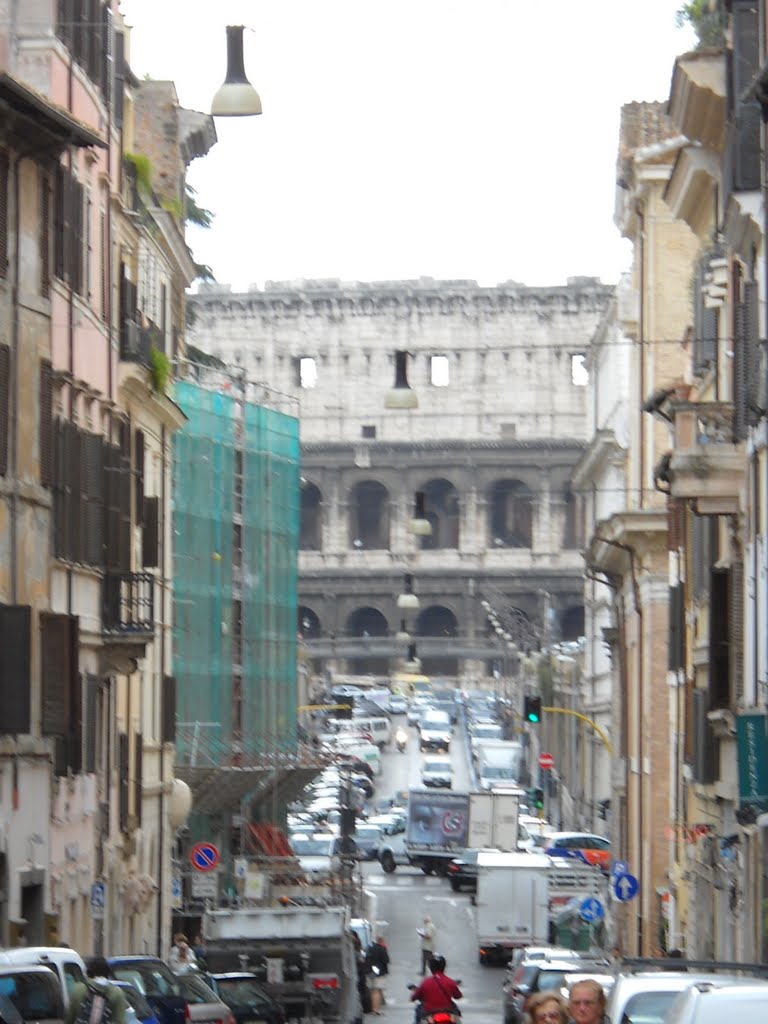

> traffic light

[
  {"left": 524, "top": 695, "right": 542, "bottom": 723},
  {"left": 533, "top": 788, "right": 544, "bottom": 810}
]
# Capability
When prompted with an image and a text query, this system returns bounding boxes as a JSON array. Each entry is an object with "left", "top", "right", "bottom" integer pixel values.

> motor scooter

[
  {"left": 395, "top": 728, "right": 408, "bottom": 753},
  {"left": 407, "top": 983, "right": 462, "bottom": 1024}
]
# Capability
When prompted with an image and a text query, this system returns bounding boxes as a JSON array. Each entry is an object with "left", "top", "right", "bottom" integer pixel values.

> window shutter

[
  {"left": 119, "top": 422, "right": 131, "bottom": 570},
  {"left": 135, "top": 429, "right": 145, "bottom": 527},
  {"left": 0, "top": 149, "right": 8, "bottom": 279},
  {"left": 734, "top": 282, "right": 748, "bottom": 440},
  {"left": 101, "top": 3, "right": 112, "bottom": 103},
  {"left": 0, "top": 605, "right": 32, "bottom": 734},
  {"left": 66, "top": 421, "right": 83, "bottom": 562},
  {"left": 0, "top": 343, "right": 9, "bottom": 476},
  {"left": 84, "top": 673, "right": 99, "bottom": 773},
  {"left": 134, "top": 732, "right": 143, "bottom": 827},
  {"left": 83, "top": 432, "right": 105, "bottom": 567},
  {"left": 54, "top": 164, "right": 65, "bottom": 280},
  {"left": 118, "top": 732, "right": 129, "bottom": 831},
  {"left": 692, "top": 257, "right": 718, "bottom": 375},
  {"left": 142, "top": 496, "right": 159, "bottom": 568},
  {"left": 162, "top": 675, "right": 176, "bottom": 743},
  {"left": 743, "top": 281, "right": 760, "bottom": 425},
  {"left": 40, "top": 169, "right": 51, "bottom": 298},
  {"left": 104, "top": 441, "right": 121, "bottom": 569},
  {"left": 668, "top": 584, "right": 685, "bottom": 672},
  {"left": 39, "top": 360, "right": 53, "bottom": 487},
  {"left": 40, "top": 613, "right": 79, "bottom": 759},
  {"left": 730, "top": 560, "right": 744, "bottom": 705},
  {"left": 730, "top": 0, "right": 760, "bottom": 192},
  {"left": 71, "top": 178, "right": 84, "bottom": 295},
  {"left": 709, "top": 567, "right": 730, "bottom": 709},
  {"left": 691, "top": 688, "right": 718, "bottom": 784},
  {"left": 114, "top": 29, "right": 125, "bottom": 129}
]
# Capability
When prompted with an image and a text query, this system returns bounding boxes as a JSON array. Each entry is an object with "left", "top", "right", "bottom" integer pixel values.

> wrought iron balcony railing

[{"left": 102, "top": 571, "right": 155, "bottom": 635}]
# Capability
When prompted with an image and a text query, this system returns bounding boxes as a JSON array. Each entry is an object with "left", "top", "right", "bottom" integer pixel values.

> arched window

[
  {"left": 349, "top": 480, "right": 390, "bottom": 549},
  {"left": 297, "top": 606, "right": 321, "bottom": 638},
  {"left": 346, "top": 606, "right": 389, "bottom": 637},
  {"left": 560, "top": 606, "right": 584, "bottom": 642},
  {"left": 300, "top": 482, "right": 323, "bottom": 551},
  {"left": 415, "top": 604, "right": 459, "bottom": 677},
  {"left": 419, "top": 479, "right": 460, "bottom": 550},
  {"left": 489, "top": 479, "right": 533, "bottom": 548}
]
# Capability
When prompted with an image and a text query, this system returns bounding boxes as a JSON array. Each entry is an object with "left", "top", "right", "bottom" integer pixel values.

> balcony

[
  {"left": 102, "top": 571, "right": 155, "bottom": 638},
  {"left": 666, "top": 401, "right": 745, "bottom": 514}
]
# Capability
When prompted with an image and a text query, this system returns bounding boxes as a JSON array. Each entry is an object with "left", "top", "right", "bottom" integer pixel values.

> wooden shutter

[
  {"left": 104, "top": 440, "right": 121, "bottom": 569},
  {"left": 730, "top": 560, "right": 744, "bottom": 704},
  {"left": 668, "top": 585, "right": 685, "bottom": 672},
  {"left": 692, "top": 257, "right": 718, "bottom": 375},
  {"left": 84, "top": 674, "right": 99, "bottom": 773},
  {"left": 40, "top": 612, "right": 79, "bottom": 739},
  {"left": 730, "top": 0, "right": 760, "bottom": 192},
  {"left": 133, "top": 732, "right": 143, "bottom": 827},
  {"left": 53, "top": 164, "right": 65, "bottom": 280},
  {"left": 118, "top": 422, "right": 131, "bottom": 570},
  {"left": 39, "top": 360, "right": 53, "bottom": 487},
  {"left": 0, "top": 343, "right": 9, "bottom": 476},
  {"left": 101, "top": 3, "right": 113, "bottom": 104},
  {"left": 161, "top": 675, "right": 176, "bottom": 743},
  {"left": 83, "top": 432, "right": 104, "bottom": 567},
  {"left": 691, "top": 688, "right": 718, "bottom": 784},
  {"left": 709, "top": 568, "right": 730, "bottom": 709},
  {"left": 71, "top": 177, "right": 84, "bottom": 295},
  {"left": 40, "top": 169, "right": 51, "bottom": 298},
  {"left": 0, "top": 605, "right": 32, "bottom": 734},
  {"left": 65, "top": 420, "right": 83, "bottom": 562},
  {"left": 118, "top": 732, "right": 129, "bottom": 831},
  {"left": 0, "top": 149, "right": 8, "bottom": 279},
  {"left": 135, "top": 429, "right": 145, "bottom": 526},
  {"left": 114, "top": 30, "right": 125, "bottom": 129},
  {"left": 142, "top": 496, "right": 159, "bottom": 568}
]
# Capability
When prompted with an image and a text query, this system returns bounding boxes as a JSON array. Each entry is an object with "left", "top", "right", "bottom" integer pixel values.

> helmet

[{"left": 429, "top": 954, "right": 446, "bottom": 974}]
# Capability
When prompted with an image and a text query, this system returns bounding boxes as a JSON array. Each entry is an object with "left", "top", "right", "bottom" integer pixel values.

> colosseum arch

[
  {"left": 349, "top": 480, "right": 390, "bottom": 549},
  {"left": 415, "top": 604, "right": 459, "bottom": 678},
  {"left": 346, "top": 605, "right": 390, "bottom": 675},
  {"left": 300, "top": 482, "right": 323, "bottom": 551},
  {"left": 297, "top": 605, "right": 322, "bottom": 638},
  {"left": 560, "top": 605, "right": 585, "bottom": 641},
  {"left": 419, "top": 478, "right": 460, "bottom": 550},
  {"left": 489, "top": 479, "right": 534, "bottom": 548}
]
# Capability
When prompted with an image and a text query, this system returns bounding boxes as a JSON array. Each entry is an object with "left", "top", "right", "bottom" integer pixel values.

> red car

[{"left": 543, "top": 832, "right": 612, "bottom": 871}]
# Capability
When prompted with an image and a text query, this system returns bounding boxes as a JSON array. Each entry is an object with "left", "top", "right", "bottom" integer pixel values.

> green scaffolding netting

[{"left": 172, "top": 380, "right": 300, "bottom": 762}]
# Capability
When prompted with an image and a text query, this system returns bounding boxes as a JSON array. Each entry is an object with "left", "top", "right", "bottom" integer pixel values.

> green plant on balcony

[
  {"left": 149, "top": 346, "right": 172, "bottom": 394},
  {"left": 124, "top": 152, "right": 153, "bottom": 195},
  {"left": 675, "top": 1, "right": 725, "bottom": 48}
]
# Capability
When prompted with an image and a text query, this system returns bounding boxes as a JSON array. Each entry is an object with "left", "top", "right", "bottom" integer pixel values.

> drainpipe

[{"left": 156, "top": 423, "right": 167, "bottom": 956}]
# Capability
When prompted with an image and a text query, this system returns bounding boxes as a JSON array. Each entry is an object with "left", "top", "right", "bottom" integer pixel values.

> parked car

[
  {"left": 606, "top": 970, "right": 768, "bottom": 1024},
  {"left": 0, "top": 948, "right": 87, "bottom": 1005},
  {"left": 419, "top": 711, "right": 452, "bottom": 753},
  {"left": 198, "top": 974, "right": 284, "bottom": 1024},
  {"left": 387, "top": 694, "right": 408, "bottom": 715},
  {"left": 107, "top": 956, "right": 188, "bottom": 1024},
  {"left": 111, "top": 981, "right": 161, "bottom": 1024},
  {"left": 367, "top": 811, "right": 406, "bottom": 835},
  {"left": 172, "top": 972, "right": 234, "bottom": 1024},
  {"left": 446, "top": 847, "right": 488, "bottom": 891},
  {"left": 290, "top": 833, "right": 358, "bottom": 877},
  {"left": 664, "top": 981, "right": 768, "bottom": 1023},
  {"left": 0, "top": 965, "right": 66, "bottom": 1024},
  {"left": 543, "top": 832, "right": 612, "bottom": 871}
]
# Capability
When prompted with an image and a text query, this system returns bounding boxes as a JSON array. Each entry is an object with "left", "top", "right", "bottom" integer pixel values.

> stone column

[{"left": 532, "top": 475, "right": 552, "bottom": 555}]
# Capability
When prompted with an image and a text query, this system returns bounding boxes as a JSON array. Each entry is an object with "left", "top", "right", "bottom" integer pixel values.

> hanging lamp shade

[
  {"left": 404, "top": 643, "right": 422, "bottom": 673},
  {"left": 407, "top": 491, "right": 432, "bottom": 536},
  {"left": 211, "top": 26, "right": 262, "bottom": 117},
  {"left": 397, "top": 572, "right": 419, "bottom": 609},
  {"left": 385, "top": 350, "right": 418, "bottom": 409}
]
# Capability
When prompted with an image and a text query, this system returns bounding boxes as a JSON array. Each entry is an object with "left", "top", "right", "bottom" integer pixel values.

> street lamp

[
  {"left": 385, "top": 351, "right": 418, "bottom": 409},
  {"left": 397, "top": 573, "right": 419, "bottom": 610},
  {"left": 211, "top": 26, "right": 262, "bottom": 117},
  {"left": 408, "top": 492, "right": 432, "bottom": 536}
]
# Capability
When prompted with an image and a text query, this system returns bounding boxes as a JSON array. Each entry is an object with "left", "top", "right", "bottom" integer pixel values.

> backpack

[{"left": 75, "top": 983, "right": 116, "bottom": 1024}]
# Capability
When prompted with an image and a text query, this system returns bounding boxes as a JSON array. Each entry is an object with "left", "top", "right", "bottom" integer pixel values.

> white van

[
  {"left": 331, "top": 736, "right": 382, "bottom": 774},
  {"left": 0, "top": 947, "right": 87, "bottom": 1005},
  {"left": 329, "top": 716, "right": 391, "bottom": 749}
]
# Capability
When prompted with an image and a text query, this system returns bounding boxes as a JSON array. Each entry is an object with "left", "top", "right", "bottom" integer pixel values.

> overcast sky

[{"left": 119, "top": 1, "right": 695, "bottom": 292}]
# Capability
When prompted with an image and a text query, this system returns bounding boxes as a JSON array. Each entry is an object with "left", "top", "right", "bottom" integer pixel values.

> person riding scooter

[
  {"left": 395, "top": 727, "right": 408, "bottom": 752},
  {"left": 409, "top": 954, "right": 462, "bottom": 1023}
]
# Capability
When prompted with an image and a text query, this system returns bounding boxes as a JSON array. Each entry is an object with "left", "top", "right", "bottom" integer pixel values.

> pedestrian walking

[
  {"left": 366, "top": 936, "right": 389, "bottom": 1014},
  {"left": 169, "top": 933, "right": 197, "bottom": 974},
  {"left": 417, "top": 916, "right": 435, "bottom": 976},
  {"left": 66, "top": 956, "right": 128, "bottom": 1024}
]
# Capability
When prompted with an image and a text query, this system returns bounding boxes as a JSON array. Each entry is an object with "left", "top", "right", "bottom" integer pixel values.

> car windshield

[
  {"left": 111, "top": 963, "right": 181, "bottom": 997},
  {"left": 474, "top": 725, "right": 502, "bottom": 737},
  {"left": 214, "top": 978, "right": 271, "bottom": 1008},
  {"left": 620, "top": 990, "right": 680, "bottom": 1023},
  {"left": 423, "top": 760, "right": 450, "bottom": 772},
  {"left": 0, "top": 972, "right": 62, "bottom": 1021},
  {"left": 480, "top": 766, "right": 519, "bottom": 779},
  {"left": 116, "top": 986, "right": 155, "bottom": 1021},
  {"left": 292, "top": 838, "right": 334, "bottom": 855},
  {"left": 175, "top": 975, "right": 219, "bottom": 1003}
]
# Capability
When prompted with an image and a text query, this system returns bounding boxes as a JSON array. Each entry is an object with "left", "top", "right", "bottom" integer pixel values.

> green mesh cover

[{"left": 172, "top": 380, "right": 300, "bottom": 762}]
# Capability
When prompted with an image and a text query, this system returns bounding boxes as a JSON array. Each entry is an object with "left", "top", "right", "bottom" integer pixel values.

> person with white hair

[{"left": 416, "top": 916, "right": 435, "bottom": 976}]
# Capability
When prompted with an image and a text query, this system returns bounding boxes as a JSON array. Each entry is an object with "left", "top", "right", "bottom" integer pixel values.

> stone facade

[{"left": 188, "top": 277, "right": 613, "bottom": 680}]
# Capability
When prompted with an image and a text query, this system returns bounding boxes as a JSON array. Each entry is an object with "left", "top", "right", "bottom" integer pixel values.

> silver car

[
  {"left": 664, "top": 980, "right": 768, "bottom": 1023},
  {"left": 606, "top": 971, "right": 766, "bottom": 1024}
]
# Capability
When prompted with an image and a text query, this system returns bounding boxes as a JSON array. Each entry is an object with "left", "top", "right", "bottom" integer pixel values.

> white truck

[
  {"left": 467, "top": 789, "right": 521, "bottom": 850},
  {"left": 475, "top": 740, "right": 523, "bottom": 790},
  {"left": 474, "top": 852, "right": 608, "bottom": 964},
  {"left": 201, "top": 904, "right": 359, "bottom": 1023}
]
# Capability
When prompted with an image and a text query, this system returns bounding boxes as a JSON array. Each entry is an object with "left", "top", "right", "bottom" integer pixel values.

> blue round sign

[
  {"left": 190, "top": 842, "right": 220, "bottom": 872},
  {"left": 579, "top": 897, "right": 604, "bottom": 922},
  {"left": 611, "top": 859, "right": 628, "bottom": 878},
  {"left": 613, "top": 872, "right": 639, "bottom": 902}
]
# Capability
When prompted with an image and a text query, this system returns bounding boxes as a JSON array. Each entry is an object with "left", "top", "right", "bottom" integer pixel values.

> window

[
  {"left": 296, "top": 356, "right": 317, "bottom": 389},
  {"left": 362, "top": 425, "right": 376, "bottom": 439},
  {"left": 430, "top": 355, "right": 449, "bottom": 386},
  {"left": 571, "top": 353, "right": 588, "bottom": 386}
]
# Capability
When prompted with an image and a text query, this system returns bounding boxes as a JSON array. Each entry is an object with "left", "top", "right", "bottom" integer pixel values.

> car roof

[{"left": 547, "top": 831, "right": 609, "bottom": 841}]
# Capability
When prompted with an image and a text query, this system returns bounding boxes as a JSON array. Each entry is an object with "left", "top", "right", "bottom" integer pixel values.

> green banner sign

[{"left": 737, "top": 713, "right": 768, "bottom": 804}]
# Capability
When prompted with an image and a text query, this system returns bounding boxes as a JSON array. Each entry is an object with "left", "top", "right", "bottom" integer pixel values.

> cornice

[
  {"left": 119, "top": 376, "right": 188, "bottom": 431},
  {"left": 572, "top": 430, "right": 627, "bottom": 489}
]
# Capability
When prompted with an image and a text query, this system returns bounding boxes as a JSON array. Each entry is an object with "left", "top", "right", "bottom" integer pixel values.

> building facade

[{"left": 188, "top": 277, "right": 614, "bottom": 686}]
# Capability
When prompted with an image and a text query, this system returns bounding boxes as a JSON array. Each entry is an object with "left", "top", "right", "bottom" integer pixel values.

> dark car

[
  {"left": 446, "top": 848, "right": 485, "bottom": 892},
  {"left": 107, "top": 957, "right": 188, "bottom": 1024},
  {"left": 199, "top": 973, "right": 284, "bottom": 1024}
]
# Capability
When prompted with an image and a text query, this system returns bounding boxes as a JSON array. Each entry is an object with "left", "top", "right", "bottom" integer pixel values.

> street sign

[
  {"left": 611, "top": 859, "right": 628, "bottom": 878},
  {"left": 191, "top": 872, "right": 218, "bottom": 899},
  {"left": 613, "top": 872, "right": 639, "bottom": 902},
  {"left": 538, "top": 752, "right": 555, "bottom": 770},
  {"left": 190, "top": 842, "right": 220, "bottom": 872},
  {"left": 171, "top": 876, "right": 183, "bottom": 909},
  {"left": 579, "top": 896, "right": 604, "bottom": 922},
  {"left": 90, "top": 882, "right": 105, "bottom": 920}
]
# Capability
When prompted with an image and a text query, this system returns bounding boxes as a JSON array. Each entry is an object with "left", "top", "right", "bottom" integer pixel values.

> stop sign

[{"left": 539, "top": 752, "right": 555, "bottom": 770}]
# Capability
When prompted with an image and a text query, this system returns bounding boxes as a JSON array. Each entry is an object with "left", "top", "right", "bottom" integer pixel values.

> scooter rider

[
  {"left": 410, "top": 954, "right": 462, "bottom": 1021},
  {"left": 395, "top": 727, "right": 408, "bottom": 752}
]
